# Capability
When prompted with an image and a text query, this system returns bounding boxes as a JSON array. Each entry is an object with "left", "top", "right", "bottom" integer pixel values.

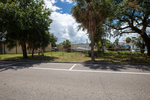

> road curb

[{"left": 0, "top": 60, "right": 150, "bottom": 66}]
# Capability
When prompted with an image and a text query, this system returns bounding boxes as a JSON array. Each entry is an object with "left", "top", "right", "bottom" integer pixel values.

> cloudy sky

[
  {"left": 44, "top": 0, "right": 140, "bottom": 44},
  {"left": 44, "top": 0, "right": 89, "bottom": 44}
]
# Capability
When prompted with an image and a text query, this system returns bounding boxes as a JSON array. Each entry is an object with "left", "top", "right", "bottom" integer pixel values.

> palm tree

[{"left": 71, "top": 0, "right": 109, "bottom": 62}]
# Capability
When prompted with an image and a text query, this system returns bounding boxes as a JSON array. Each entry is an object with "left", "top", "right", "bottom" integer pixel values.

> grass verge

[{"left": 0, "top": 51, "right": 150, "bottom": 64}]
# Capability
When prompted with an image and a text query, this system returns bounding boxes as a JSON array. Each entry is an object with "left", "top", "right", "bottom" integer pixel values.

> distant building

[
  {"left": 117, "top": 42, "right": 147, "bottom": 53},
  {"left": 57, "top": 43, "right": 91, "bottom": 51},
  {"left": 0, "top": 41, "right": 51, "bottom": 54},
  {"left": 118, "top": 42, "right": 129, "bottom": 46},
  {"left": 76, "top": 43, "right": 91, "bottom": 49}
]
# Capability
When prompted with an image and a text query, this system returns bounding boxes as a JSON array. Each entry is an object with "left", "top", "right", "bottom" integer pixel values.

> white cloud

[
  {"left": 43, "top": 0, "right": 94, "bottom": 44},
  {"left": 44, "top": 0, "right": 61, "bottom": 11},
  {"left": 43, "top": 0, "right": 89, "bottom": 44},
  {"left": 61, "top": 0, "right": 64, "bottom": 2},
  {"left": 60, "top": 0, "right": 73, "bottom": 4},
  {"left": 66, "top": 0, "right": 73, "bottom": 3},
  {"left": 50, "top": 12, "right": 89, "bottom": 44},
  {"left": 48, "top": 0, "right": 56, "bottom": 4}
]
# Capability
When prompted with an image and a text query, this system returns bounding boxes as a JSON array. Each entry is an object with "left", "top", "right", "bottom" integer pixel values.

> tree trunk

[
  {"left": 91, "top": 31, "right": 95, "bottom": 62},
  {"left": 16, "top": 44, "right": 17, "bottom": 54},
  {"left": 141, "top": 32, "right": 150, "bottom": 57},
  {"left": 4, "top": 43, "right": 5, "bottom": 54},
  {"left": 101, "top": 39, "right": 104, "bottom": 55},
  {"left": 32, "top": 48, "right": 34, "bottom": 58},
  {"left": 22, "top": 43, "right": 28, "bottom": 59}
]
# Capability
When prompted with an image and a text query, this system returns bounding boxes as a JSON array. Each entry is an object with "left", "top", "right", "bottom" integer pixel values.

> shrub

[
  {"left": 107, "top": 48, "right": 129, "bottom": 51},
  {"left": 87, "top": 51, "right": 103, "bottom": 57},
  {"left": 140, "top": 48, "right": 145, "bottom": 54},
  {"left": 126, "top": 37, "right": 131, "bottom": 43}
]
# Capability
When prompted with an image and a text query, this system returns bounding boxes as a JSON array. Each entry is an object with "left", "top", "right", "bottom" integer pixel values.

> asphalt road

[{"left": 0, "top": 61, "right": 150, "bottom": 100}]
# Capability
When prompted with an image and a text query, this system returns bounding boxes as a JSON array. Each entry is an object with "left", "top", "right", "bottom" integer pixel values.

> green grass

[
  {"left": 0, "top": 54, "right": 23, "bottom": 60},
  {"left": 98, "top": 51, "right": 150, "bottom": 63},
  {"left": 0, "top": 51, "right": 150, "bottom": 64}
]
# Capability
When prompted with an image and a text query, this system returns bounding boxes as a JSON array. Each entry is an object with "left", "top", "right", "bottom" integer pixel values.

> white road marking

[
  {"left": 30, "top": 67, "right": 150, "bottom": 75},
  {"left": 69, "top": 64, "right": 76, "bottom": 70}
]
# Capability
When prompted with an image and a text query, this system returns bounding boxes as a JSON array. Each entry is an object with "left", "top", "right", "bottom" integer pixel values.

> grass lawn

[
  {"left": 95, "top": 51, "right": 150, "bottom": 64},
  {"left": 0, "top": 51, "right": 150, "bottom": 64},
  {"left": 0, "top": 54, "right": 23, "bottom": 60}
]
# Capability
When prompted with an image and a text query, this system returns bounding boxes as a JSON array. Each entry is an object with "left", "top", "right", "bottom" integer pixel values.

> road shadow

[
  {"left": 82, "top": 62, "right": 150, "bottom": 71},
  {"left": 0, "top": 56, "right": 59, "bottom": 72}
]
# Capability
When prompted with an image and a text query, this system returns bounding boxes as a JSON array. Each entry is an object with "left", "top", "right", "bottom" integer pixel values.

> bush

[
  {"left": 87, "top": 51, "right": 103, "bottom": 57},
  {"left": 140, "top": 48, "right": 145, "bottom": 54},
  {"left": 126, "top": 37, "right": 131, "bottom": 43},
  {"left": 107, "top": 48, "right": 129, "bottom": 51},
  {"left": 67, "top": 48, "right": 71, "bottom": 52}
]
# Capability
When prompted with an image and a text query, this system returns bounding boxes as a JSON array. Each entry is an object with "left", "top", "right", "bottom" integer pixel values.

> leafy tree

[
  {"left": 27, "top": 31, "right": 51, "bottom": 57},
  {"left": 95, "top": 39, "right": 113, "bottom": 51},
  {"left": 131, "top": 34, "right": 150, "bottom": 53},
  {"left": 0, "top": 0, "right": 16, "bottom": 39},
  {"left": 49, "top": 33, "right": 58, "bottom": 47},
  {"left": 78, "top": 23, "right": 111, "bottom": 54},
  {"left": 131, "top": 36, "right": 145, "bottom": 53},
  {"left": 62, "top": 39, "right": 71, "bottom": 51},
  {"left": 101, "top": 39, "right": 114, "bottom": 48},
  {"left": 105, "top": 0, "right": 150, "bottom": 56},
  {"left": 0, "top": 0, "right": 52, "bottom": 58},
  {"left": 71, "top": 0, "right": 110, "bottom": 62},
  {"left": 87, "top": 24, "right": 109, "bottom": 54},
  {"left": 126, "top": 37, "right": 131, "bottom": 43}
]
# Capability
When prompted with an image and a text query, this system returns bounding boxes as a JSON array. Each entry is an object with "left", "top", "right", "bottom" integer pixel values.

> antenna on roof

[{"left": 86, "top": 39, "right": 88, "bottom": 43}]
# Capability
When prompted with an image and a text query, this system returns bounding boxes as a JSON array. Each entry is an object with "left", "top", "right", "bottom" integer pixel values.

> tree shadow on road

[
  {"left": 82, "top": 62, "right": 150, "bottom": 71},
  {"left": 0, "top": 56, "right": 59, "bottom": 72}
]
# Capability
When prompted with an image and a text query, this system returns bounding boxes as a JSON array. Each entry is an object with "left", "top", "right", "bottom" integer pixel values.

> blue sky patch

[{"left": 55, "top": 0, "right": 74, "bottom": 14}]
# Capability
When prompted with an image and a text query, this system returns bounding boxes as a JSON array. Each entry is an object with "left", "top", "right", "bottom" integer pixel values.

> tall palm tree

[{"left": 71, "top": 0, "right": 109, "bottom": 62}]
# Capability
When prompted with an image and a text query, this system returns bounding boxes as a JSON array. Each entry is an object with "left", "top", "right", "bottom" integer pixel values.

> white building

[
  {"left": 57, "top": 43, "right": 91, "bottom": 51},
  {"left": 118, "top": 42, "right": 147, "bottom": 53}
]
